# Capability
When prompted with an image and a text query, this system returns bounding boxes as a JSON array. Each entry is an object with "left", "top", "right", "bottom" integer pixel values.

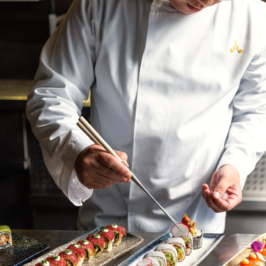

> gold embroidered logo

[{"left": 230, "top": 41, "right": 243, "bottom": 53}]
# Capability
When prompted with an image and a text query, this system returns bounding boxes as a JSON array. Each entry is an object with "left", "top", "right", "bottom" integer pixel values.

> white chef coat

[{"left": 26, "top": 0, "right": 266, "bottom": 233}]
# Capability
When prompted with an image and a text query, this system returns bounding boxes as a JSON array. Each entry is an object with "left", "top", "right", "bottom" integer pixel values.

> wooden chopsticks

[{"left": 77, "top": 116, "right": 127, "bottom": 165}]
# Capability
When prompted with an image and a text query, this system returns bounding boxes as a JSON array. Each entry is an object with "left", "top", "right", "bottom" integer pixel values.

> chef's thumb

[{"left": 213, "top": 173, "right": 228, "bottom": 200}]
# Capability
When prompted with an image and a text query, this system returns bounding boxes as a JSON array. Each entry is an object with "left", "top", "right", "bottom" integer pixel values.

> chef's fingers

[
  {"left": 209, "top": 170, "right": 218, "bottom": 191},
  {"left": 212, "top": 187, "right": 242, "bottom": 212},
  {"left": 95, "top": 162, "right": 130, "bottom": 183},
  {"left": 202, "top": 184, "right": 212, "bottom": 208},
  {"left": 212, "top": 172, "right": 230, "bottom": 200},
  {"left": 97, "top": 151, "right": 132, "bottom": 181},
  {"left": 114, "top": 150, "right": 129, "bottom": 167},
  {"left": 205, "top": 194, "right": 224, "bottom": 212},
  {"left": 201, "top": 184, "right": 209, "bottom": 201},
  {"left": 90, "top": 178, "right": 120, "bottom": 189}
]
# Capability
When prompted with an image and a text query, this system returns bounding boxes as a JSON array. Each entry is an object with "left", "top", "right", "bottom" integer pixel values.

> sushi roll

[
  {"left": 182, "top": 233, "right": 193, "bottom": 256},
  {"left": 59, "top": 249, "right": 79, "bottom": 266},
  {"left": 0, "top": 225, "right": 12, "bottom": 250},
  {"left": 46, "top": 255, "right": 66, "bottom": 266},
  {"left": 182, "top": 213, "right": 203, "bottom": 250},
  {"left": 106, "top": 223, "right": 126, "bottom": 246},
  {"left": 144, "top": 251, "right": 167, "bottom": 266},
  {"left": 98, "top": 227, "right": 115, "bottom": 252},
  {"left": 137, "top": 258, "right": 153, "bottom": 266},
  {"left": 67, "top": 244, "right": 85, "bottom": 266},
  {"left": 145, "top": 257, "right": 161, "bottom": 266},
  {"left": 154, "top": 244, "right": 177, "bottom": 266},
  {"left": 165, "top": 238, "right": 186, "bottom": 262},
  {"left": 87, "top": 233, "right": 105, "bottom": 257},
  {"left": 77, "top": 239, "right": 94, "bottom": 261},
  {"left": 35, "top": 260, "right": 51, "bottom": 266}
]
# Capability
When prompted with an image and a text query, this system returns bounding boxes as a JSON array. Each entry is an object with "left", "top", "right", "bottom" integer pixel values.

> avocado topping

[{"left": 94, "top": 246, "right": 99, "bottom": 254}]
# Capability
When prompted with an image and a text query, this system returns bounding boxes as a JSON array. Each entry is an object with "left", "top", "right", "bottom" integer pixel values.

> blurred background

[{"left": 0, "top": 0, "right": 266, "bottom": 233}]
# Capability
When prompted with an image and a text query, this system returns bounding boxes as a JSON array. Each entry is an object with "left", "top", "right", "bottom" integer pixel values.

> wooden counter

[{"left": 0, "top": 79, "right": 91, "bottom": 106}]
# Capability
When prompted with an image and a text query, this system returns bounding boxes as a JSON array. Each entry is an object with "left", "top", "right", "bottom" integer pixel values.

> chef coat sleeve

[
  {"left": 217, "top": 42, "right": 266, "bottom": 189},
  {"left": 26, "top": 0, "right": 96, "bottom": 205}
]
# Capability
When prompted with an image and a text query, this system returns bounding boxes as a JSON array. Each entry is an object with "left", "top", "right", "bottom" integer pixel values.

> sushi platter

[
  {"left": 119, "top": 232, "right": 224, "bottom": 266},
  {"left": 222, "top": 233, "right": 266, "bottom": 266},
  {"left": 24, "top": 225, "right": 144, "bottom": 266}
]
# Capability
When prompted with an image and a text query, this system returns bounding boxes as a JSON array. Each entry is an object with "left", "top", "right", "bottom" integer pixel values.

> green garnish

[
  {"left": 41, "top": 260, "right": 48, "bottom": 264},
  {"left": 94, "top": 234, "right": 100, "bottom": 238},
  {"left": 94, "top": 246, "right": 99, "bottom": 254},
  {"left": 112, "top": 223, "right": 117, "bottom": 227},
  {"left": 52, "top": 256, "right": 59, "bottom": 260},
  {"left": 65, "top": 249, "right": 72, "bottom": 255}
]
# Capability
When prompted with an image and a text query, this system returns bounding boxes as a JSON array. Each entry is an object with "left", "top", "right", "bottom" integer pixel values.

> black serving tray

[{"left": 0, "top": 232, "right": 50, "bottom": 266}]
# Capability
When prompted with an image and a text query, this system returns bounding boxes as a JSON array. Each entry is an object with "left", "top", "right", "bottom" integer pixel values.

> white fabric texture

[{"left": 26, "top": 0, "right": 266, "bottom": 233}]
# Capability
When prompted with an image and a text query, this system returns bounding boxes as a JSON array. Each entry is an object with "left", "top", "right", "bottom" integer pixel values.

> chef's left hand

[{"left": 202, "top": 164, "right": 242, "bottom": 213}]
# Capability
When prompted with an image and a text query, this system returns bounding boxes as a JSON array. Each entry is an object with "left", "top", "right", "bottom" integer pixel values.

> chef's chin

[
  {"left": 169, "top": 0, "right": 201, "bottom": 14},
  {"left": 169, "top": 0, "right": 219, "bottom": 15}
]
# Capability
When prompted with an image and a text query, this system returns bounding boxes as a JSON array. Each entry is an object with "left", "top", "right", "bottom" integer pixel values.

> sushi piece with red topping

[
  {"left": 77, "top": 239, "right": 94, "bottom": 261},
  {"left": 98, "top": 227, "right": 115, "bottom": 252},
  {"left": 46, "top": 255, "right": 66, "bottom": 266},
  {"left": 59, "top": 249, "right": 79, "bottom": 266},
  {"left": 106, "top": 223, "right": 126, "bottom": 246},
  {"left": 67, "top": 244, "right": 85, "bottom": 266},
  {"left": 35, "top": 260, "right": 50, "bottom": 266},
  {"left": 87, "top": 233, "right": 105, "bottom": 257}
]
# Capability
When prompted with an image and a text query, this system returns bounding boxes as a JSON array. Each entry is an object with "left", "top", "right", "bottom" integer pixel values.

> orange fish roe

[{"left": 239, "top": 259, "right": 252, "bottom": 266}]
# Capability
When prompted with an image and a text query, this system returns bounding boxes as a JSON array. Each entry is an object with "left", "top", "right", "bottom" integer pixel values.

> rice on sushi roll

[
  {"left": 87, "top": 233, "right": 105, "bottom": 257},
  {"left": 77, "top": 239, "right": 94, "bottom": 261},
  {"left": 144, "top": 251, "right": 167, "bottom": 266},
  {"left": 59, "top": 249, "right": 79, "bottom": 266},
  {"left": 106, "top": 223, "right": 126, "bottom": 246},
  {"left": 182, "top": 233, "right": 193, "bottom": 256},
  {"left": 67, "top": 244, "right": 85, "bottom": 266},
  {"left": 154, "top": 244, "right": 177, "bottom": 266},
  {"left": 165, "top": 238, "right": 186, "bottom": 262},
  {"left": 0, "top": 225, "right": 12, "bottom": 250},
  {"left": 98, "top": 227, "right": 115, "bottom": 252}
]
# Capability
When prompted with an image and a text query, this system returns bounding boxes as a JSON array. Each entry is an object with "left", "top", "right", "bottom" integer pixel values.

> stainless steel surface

[
  {"left": 235, "top": 153, "right": 266, "bottom": 211},
  {"left": 78, "top": 116, "right": 185, "bottom": 236},
  {"left": 198, "top": 234, "right": 260, "bottom": 266}
]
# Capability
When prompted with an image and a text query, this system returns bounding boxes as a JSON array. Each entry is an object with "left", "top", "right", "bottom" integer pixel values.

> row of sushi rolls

[
  {"left": 2, "top": 213, "right": 266, "bottom": 266},
  {"left": 0, "top": 213, "right": 201, "bottom": 266}
]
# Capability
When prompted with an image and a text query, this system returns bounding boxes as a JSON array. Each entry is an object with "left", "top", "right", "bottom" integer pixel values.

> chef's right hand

[{"left": 74, "top": 144, "right": 131, "bottom": 189}]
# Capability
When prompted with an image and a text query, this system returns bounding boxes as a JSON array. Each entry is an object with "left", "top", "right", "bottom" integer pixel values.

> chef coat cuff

[
  {"left": 59, "top": 129, "right": 94, "bottom": 205},
  {"left": 216, "top": 153, "right": 250, "bottom": 190},
  {"left": 68, "top": 171, "right": 93, "bottom": 206}
]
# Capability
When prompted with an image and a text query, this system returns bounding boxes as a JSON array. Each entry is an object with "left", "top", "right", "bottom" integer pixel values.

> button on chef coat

[{"left": 26, "top": 0, "right": 266, "bottom": 233}]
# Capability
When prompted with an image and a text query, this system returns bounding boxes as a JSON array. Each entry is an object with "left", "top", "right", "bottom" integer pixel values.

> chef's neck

[{"left": 169, "top": 0, "right": 221, "bottom": 14}]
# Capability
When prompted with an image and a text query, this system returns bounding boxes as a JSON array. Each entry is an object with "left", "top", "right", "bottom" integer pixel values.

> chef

[{"left": 26, "top": 0, "right": 266, "bottom": 233}]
